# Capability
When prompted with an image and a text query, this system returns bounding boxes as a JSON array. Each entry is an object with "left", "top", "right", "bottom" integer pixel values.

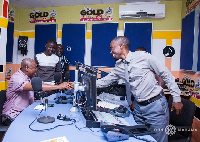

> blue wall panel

[
  {"left": 62, "top": 24, "right": 85, "bottom": 67},
  {"left": 6, "top": 22, "right": 14, "bottom": 63},
  {"left": 62, "top": 24, "right": 86, "bottom": 81},
  {"left": 91, "top": 23, "right": 118, "bottom": 67},
  {"left": 180, "top": 11, "right": 195, "bottom": 70},
  {"left": 198, "top": 12, "right": 200, "bottom": 71},
  {"left": 124, "top": 23, "right": 152, "bottom": 53},
  {"left": 35, "top": 24, "right": 57, "bottom": 54}
]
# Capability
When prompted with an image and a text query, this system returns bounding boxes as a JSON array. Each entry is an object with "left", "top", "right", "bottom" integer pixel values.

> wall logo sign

[
  {"left": 8, "top": 8, "right": 15, "bottom": 22},
  {"left": 186, "top": 0, "right": 200, "bottom": 15},
  {"left": 182, "top": 74, "right": 200, "bottom": 100},
  {"left": 5, "top": 68, "right": 12, "bottom": 81},
  {"left": 29, "top": 9, "right": 57, "bottom": 23},
  {"left": 80, "top": 7, "right": 113, "bottom": 22}
]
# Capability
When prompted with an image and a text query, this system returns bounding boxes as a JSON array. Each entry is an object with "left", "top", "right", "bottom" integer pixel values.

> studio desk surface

[{"left": 2, "top": 93, "right": 156, "bottom": 142}]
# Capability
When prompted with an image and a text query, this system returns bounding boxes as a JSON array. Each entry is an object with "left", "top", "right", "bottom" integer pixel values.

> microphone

[
  {"left": 31, "top": 77, "right": 46, "bottom": 100},
  {"left": 54, "top": 72, "right": 61, "bottom": 85},
  {"left": 31, "top": 77, "right": 55, "bottom": 124},
  {"left": 31, "top": 77, "right": 42, "bottom": 91}
]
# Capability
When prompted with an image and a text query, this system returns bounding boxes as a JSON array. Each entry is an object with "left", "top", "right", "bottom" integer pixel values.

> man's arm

[
  {"left": 55, "top": 61, "right": 62, "bottom": 83},
  {"left": 23, "top": 82, "right": 74, "bottom": 91},
  {"left": 155, "top": 74, "right": 165, "bottom": 88},
  {"left": 96, "top": 69, "right": 119, "bottom": 88},
  {"left": 148, "top": 54, "right": 183, "bottom": 114},
  {"left": 171, "top": 102, "right": 183, "bottom": 115}
]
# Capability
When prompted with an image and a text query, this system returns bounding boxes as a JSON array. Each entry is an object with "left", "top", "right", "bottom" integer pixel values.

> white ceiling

[{"left": 9, "top": 0, "right": 178, "bottom": 9}]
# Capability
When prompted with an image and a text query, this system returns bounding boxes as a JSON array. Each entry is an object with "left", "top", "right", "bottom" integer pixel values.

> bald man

[
  {"left": 96, "top": 36, "right": 183, "bottom": 142},
  {"left": 2, "top": 58, "right": 73, "bottom": 126}
]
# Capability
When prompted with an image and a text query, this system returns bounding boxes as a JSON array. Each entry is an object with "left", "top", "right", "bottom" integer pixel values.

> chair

[
  {"left": 168, "top": 98, "right": 196, "bottom": 142},
  {"left": 0, "top": 90, "right": 13, "bottom": 141}
]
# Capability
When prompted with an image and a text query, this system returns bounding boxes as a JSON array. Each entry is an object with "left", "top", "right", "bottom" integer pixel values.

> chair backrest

[
  {"left": 168, "top": 98, "right": 195, "bottom": 136},
  {"left": 0, "top": 90, "right": 6, "bottom": 122}
]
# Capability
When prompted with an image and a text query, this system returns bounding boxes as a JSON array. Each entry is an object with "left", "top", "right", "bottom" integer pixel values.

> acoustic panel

[
  {"left": 124, "top": 23, "right": 152, "bottom": 53},
  {"left": 35, "top": 24, "right": 57, "bottom": 54},
  {"left": 62, "top": 24, "right": 85, "bottom": 66},
  {"left": 6, "top": 22, "right": 14, "bottom": 63},
  {"left": 198, "top": 11, "right": 200, "bottom": 71},
  {"left": 91, "top": 23, "right": 118, "bottom": 67},
  {"left": 180, "top": 10, "right": 195, "bottom": 71}
]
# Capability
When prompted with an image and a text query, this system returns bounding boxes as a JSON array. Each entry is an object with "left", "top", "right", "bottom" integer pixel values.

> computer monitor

[{"left": 81, "top": 72, "right": 97, "bottom": 111}]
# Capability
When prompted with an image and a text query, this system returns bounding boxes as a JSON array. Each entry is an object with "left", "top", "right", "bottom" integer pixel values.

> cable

[
  {"left": 29, "top": 110, "right": 76, "bottom": 132},
  {"left": 74, "top": 124, "right": 103, "bottom": 137},
  {"left": 132, "top": 135, "right": 155, "bottom": 142}
]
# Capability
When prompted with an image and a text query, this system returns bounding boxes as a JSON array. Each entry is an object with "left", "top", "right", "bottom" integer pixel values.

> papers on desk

[
  {"left": 34, "top": 105, "right": 45, "bottom": 110},
  {"left": 97, "top": 92, "right": 122, "bottom": 105},
  {"left": 40, "top": 136, "right": 69, "bottom": 142}
]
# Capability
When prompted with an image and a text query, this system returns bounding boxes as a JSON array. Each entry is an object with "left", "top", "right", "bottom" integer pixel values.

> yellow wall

[{"left": 13, "top": 1, "right": 182, "bottom": 31}]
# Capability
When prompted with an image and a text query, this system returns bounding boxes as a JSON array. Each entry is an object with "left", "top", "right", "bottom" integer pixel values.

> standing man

[
  {"left": 2, "top": 58, "right": 73, "bottom": 126},
  {"left": 35, "top": 39, "right": 61, "bottom": 85},
  {"left": 135, "top": 47, "right": 166, "bottom": 88},
  {"left": 55, "top": 44, "right": 70, "bottom": 82},
  {"left": 96, "top": 36, "right": 183, "bottom": 142}
]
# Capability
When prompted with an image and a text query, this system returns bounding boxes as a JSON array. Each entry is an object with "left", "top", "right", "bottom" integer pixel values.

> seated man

[
  {"left": 35, "top": 39, "right": 61, "bottom": 85},
  {"left": 2, "top": 58, "right": 73, "bottom": 126},
  {"left": 55, "top": 44, "right": 70, "bottom": 82}
]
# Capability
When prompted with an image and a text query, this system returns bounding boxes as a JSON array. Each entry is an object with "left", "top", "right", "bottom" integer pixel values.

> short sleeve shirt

[
  {"left": 2, "top": 69, "right": 34, "bottom": 119},
  {"left": 35, "top": 53, "right": 61, "bottom": 82}
]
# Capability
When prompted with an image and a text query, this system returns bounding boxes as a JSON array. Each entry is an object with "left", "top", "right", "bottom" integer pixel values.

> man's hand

[
  {"left": 171, "top": 102, "right": 183, "bottom": 115},
  {"left": 59, "top": 82, "right": 74, "bottom": 90}
]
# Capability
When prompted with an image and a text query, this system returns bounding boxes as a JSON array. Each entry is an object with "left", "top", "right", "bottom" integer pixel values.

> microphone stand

[
  {"left": 37, "top": 92, "right": 55, "bottom": 123},
  {"left": 70, "top": 62, "right": 80, "bottom": 112}
]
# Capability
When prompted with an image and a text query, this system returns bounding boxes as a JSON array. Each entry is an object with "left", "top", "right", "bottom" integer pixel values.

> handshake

[
  {"left": 31, "top": 77, "right": 74, "bottom": 92},
  {"left": 58, "top": 82, "right": 74, "bottom": 91}
]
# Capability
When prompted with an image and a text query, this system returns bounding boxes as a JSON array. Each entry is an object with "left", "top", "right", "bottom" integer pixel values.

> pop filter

[
  {"left": 54, "top": 72, "right": 61, "bottom": 85},
  {"left": 31, "top": 77, "right": 42, "bottom": 91}
]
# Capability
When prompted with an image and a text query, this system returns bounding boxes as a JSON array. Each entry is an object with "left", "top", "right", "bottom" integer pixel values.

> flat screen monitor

[{"left": 81, "top": 72, "right": 97, "bottom": 111}]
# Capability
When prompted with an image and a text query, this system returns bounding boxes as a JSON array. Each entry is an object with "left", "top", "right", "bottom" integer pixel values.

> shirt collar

[{"left": 125, "top": 51, "right": 131, "bottom": 63}]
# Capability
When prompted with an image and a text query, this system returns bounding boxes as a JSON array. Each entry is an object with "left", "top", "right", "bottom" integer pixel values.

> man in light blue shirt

[{"left": 96, "top": 36, "right": 183, "bottom": 142}]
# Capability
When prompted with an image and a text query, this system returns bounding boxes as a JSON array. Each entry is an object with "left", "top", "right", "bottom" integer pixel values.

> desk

[{"left": 3, "top": 94, "right": 156, "bottom": 142}]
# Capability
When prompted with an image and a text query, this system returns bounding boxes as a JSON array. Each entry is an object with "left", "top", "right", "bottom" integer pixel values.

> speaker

[{"left": 18, "top": 36, "right": 28, "bottom": 56}]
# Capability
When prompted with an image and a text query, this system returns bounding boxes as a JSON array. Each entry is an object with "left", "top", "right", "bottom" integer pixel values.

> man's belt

[{"left": 137, "top": 94, "right": 162, "bottom": 106}]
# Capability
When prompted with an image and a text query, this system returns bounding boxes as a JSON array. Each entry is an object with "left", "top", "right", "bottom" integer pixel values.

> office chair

[
  {"left": 168, "top": 98, "right": 195, "bottom": 142},
  {"left": 0, "top": 90, "right": 13, "bottom": 141}
]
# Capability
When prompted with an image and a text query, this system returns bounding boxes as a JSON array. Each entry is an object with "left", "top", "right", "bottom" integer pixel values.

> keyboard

[{"left": 93, "top": 111, "right": 130, "bottom": 126}]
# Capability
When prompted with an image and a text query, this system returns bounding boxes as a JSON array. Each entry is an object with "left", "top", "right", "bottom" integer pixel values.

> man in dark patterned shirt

[{"left": 56, "top": 44, "right": 70, "bottom": 82}]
